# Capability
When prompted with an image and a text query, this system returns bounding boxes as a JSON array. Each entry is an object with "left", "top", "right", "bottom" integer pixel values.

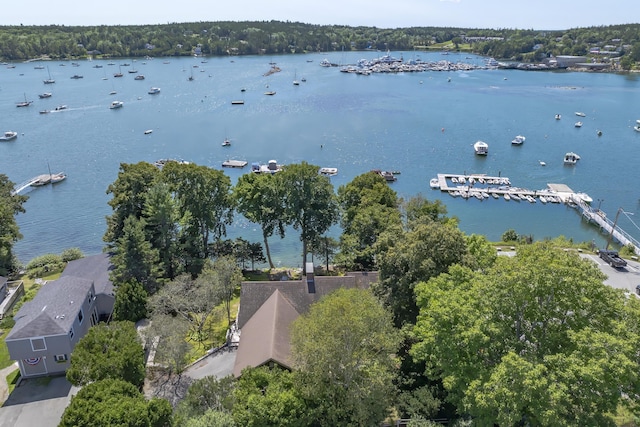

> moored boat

[
  {"left": 575, "top": 112, "right": 586, "bottom": 117},
  {"left": 575, "top": 121, "right": 583, "bottom": 128},
  {"left": 0, "top": 131, "right": 18, "bottom": 141},
  {"left": 39, "top": 92, "right": 52, "bottom": 99},
  {"left": 511, "top": 135, "right": 526, "bottom": 145},
  {"left": 148, "top": 87, "right": 161, "bottom": 94},
  {"left": 563, "top": 152, "right": 580, "bottom": 165},
  {"left": 429, "top": 178, "right": 440, "bottom": 189},
  {"left": 320, "top": 167, "right": 338, "bottom": 176},
  {"left": 222, "top": 138, "right": 231, "bottom": 147},
  {"left": 109, "top": 100, "right": 124, "bottom": 109},
  {"left": 555, "top": 114, "right": 561, "bottom": 120},
  {"left": 473, "top": 140, "right": 489, "bottom": 155}
]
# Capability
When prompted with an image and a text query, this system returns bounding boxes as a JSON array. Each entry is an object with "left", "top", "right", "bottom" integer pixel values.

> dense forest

[{"left": 1, "top": 21, "right": 640, "bottom": 68}]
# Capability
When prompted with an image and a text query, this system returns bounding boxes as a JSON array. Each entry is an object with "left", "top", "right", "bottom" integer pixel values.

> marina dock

[{"left": 433, "top": 173, "right": 640, "bottom": 254}]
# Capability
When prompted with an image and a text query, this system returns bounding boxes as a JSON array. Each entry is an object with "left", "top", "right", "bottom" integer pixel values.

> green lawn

[{"left": 0, "top": 329, "right": 13, "bottom": 369}]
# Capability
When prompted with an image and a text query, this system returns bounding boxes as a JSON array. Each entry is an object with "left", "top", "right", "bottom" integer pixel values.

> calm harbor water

[{"left": 1, "top": 51, "right": 640, "bottom": 266}]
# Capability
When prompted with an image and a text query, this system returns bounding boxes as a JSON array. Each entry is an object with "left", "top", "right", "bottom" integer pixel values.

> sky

[{"left": 1, "top": 0, "right": 638, "bottom": 30}]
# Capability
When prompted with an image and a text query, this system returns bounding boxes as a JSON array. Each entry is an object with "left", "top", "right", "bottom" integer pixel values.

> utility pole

[{"left": 606, "top": 208, "right": 622, "bottom": 250}]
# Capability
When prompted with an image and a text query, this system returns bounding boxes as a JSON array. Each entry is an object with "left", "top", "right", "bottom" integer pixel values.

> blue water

[{"left": 2, "top": 52, "right": 640, "bottom": 266}]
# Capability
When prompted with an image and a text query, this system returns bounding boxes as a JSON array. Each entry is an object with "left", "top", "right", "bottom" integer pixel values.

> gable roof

[
  {"left": 233, "top": 289, "right": 299, "bottom": 377},
  {"left": 236, "top": 271, "right": 377, "bottom": 329},
  {"left": 6, "top": 276, "right": 91, "bottom": 340},
  {"left": 62, "top": 253, "right": 114, "bottom": 296}
]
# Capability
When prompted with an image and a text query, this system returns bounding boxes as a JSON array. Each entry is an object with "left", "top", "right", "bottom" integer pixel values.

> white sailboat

[{"left": 44, "top": 66, "right": 55, "bottom": 84}]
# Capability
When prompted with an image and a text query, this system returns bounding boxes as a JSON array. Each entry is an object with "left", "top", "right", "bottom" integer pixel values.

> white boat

[
  {"left": 555, "top": 114, "right": 561, "bottom": 120},
  {"left": 575, "top": 121, "right": 583, "bottom": 128},
  {"left": 148, "top": 87, "right": 161, "bottom": 94},
  {"left": 539, "top": 160, "right": 546, "bottom": 166},
  {"left": 39, "top": 92, "right": 52, "bottom": 99},
  {"left": 634, "top": 125, "right": 640, "bottom": 132},
  {"left": 320, "top": 167, "right": 338, "bottom": 176},
  {"left": 0, "top": 131, "right": 18, "bottom": 141},
  {"left": 539, "top": 196, "right": 548, "bottom": 204},
  {"left": 43, "top": 66, "right": 55, "bottom": 84},
  {"left": 473, "top": 140, "right": 488, "bottom": 155},
  {"left": 50, "top": 172, "right": 67, "bottom": 184},
  {"left": 503, "top": 193, "right": 511, "bottom": 201},
  {"left": 511, "top": 135, "right": 526, "bottom": 145},
  {"left": 449, "top": 190, "right": 460, "bottom": 197},
  {"left": 264, "top": 91, "right": 276, "bottom": 96},
  {"left": 109, "top": 100, "right": 124, "bottom": 109},
  {"left": 134, "top": 74, "right": 145, "bottom": 80},
  {"left": 510, "top": 193, "right": 521, "bottom": 201},
  {"left": 144, "top": 129, "right": 153, "bottom": 135},
  {"left": 429, "top": 178, "right": 440, "bottom": 188},
  {"left": 252, "top": 160, "right": 282, "bottom": 174},
  {"left": 575, "top": 112, "right": 586, "bottom": 117},
  {"left": 563, "top": 152, "right": 580, "bottom": 165},
  {"left": 222, "top": 138, "right": 231, "bottom": 147},
  {"left": 54, "top": 105, "right": 67, "bottom": 111}
]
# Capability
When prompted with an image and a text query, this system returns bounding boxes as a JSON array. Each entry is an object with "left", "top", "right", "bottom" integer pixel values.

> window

[
  {"left": 69, "top": 328, "right": 74, "bottom": 340},
  {"left": 30, "top": 338, "right": 46, "bottom": 351},
  {"left": 54, "top": 354, "right": 68, "bottom": 363},
  {"left": 78, "top": 309, "right": 84, "bottom": 325}
]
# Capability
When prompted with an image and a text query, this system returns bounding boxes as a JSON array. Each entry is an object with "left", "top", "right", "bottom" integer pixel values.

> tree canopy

[
  {"left": 66, "top": 321, "right": 146, "bottom": 388},
  {"left": 0, "top": 174, "right": 27, "bottom": 275},
  {"left": 411, "top": 243, "right": 640, "bottom": 425},
  {"left": 59, "top": 378, "right": 172, "bottom": 427},
  {"left": 291, "top": 288, "right": 401, "bottom": 426}
]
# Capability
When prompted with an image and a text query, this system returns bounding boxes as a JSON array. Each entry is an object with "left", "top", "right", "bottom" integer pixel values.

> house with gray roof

[
  {"left": 5, "top": 254, "right": 114, "bottom": 378},
  {"left": 233, "top": 266, "right": 378, "bottom": 377}
]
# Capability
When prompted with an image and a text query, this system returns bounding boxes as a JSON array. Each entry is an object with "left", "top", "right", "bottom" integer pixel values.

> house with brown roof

[
  {"left": 232, "top": 264, "right": 378, "bottom": 377},
  {"left": 5, "top": 254, "right": 114, "bottom": 378}
]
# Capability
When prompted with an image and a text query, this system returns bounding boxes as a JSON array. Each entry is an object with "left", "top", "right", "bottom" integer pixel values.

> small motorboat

[
  {"left": 0, "top": 131, "right": 18, "bottom": 141},
  {"left": 109, "top": 100, "right": 124, "bottom": 109},
  {"left": 429, "top": 178, "right": 440, "bottom": 189},
  {"left": 539, "top": 160, "right": 546, "bottom": 166},
  {"left": 222, "top": 138, "right": 231, "bottom": 147},
  {"left": 563, "top": 152, "right": 580, "bottom": 165},
  {"left": 575, "top": 112, "right": 586, "bottom": 117},
  {"left": 511, "top": 135, "right": 526, "bottom": 145},
  {"left": 555, "top": 114, "right": 561, "bottom": 120},
  {"left": 320, "top": 167, "right": 338, "bottom": 176},
  {"left": 39, "top": 92, "right": 52, "bottom": 99},
  {"left": 574, "top": 121, "right": 583, "bottom": 128},
  {"left": 144, "top": 129, "right": 153, "bottom": 135},
  {"left": 148, "top": 87, "right": 161, "bottom": 94},
  {"left": 473, "top": 140, "right": 489, "bottom": 155}
]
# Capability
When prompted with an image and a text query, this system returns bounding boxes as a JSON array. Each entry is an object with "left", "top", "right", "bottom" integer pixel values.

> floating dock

[
  {"left": 222, "top": 160, "right": 248, "bottom": 168},
  {"left": 432, "top": 173, "right": 640, "bottom": 254}
]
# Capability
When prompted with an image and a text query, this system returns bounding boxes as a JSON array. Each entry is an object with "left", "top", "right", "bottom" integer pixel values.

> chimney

[{"left": 305, "top": 262, "right": 315, "bottom": 294}]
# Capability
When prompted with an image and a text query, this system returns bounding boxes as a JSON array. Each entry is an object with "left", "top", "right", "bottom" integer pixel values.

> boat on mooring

[
  {"left": 564, "top": 152, "right": 581, "bottom": 165},
  {"left": 511, "top": 135, "right": 526, "bottom": 145},
  {"left": 109, "top": 100, "right": 124, "bottom": 109},
  {"left": 320, "top": 167, "right": 338, "bottom": 176},
  {"left": 0, "top": 131, "right": 18, "bottom": 141},
  {"left": 473, "top": 140, "right": 489, "bottom": 155}
]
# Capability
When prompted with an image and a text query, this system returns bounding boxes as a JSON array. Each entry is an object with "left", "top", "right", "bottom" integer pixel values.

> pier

[
  {"left": 11, "top": 174, "right": 53, "bottom": 195},
  {"left": 433, "top": 173, "right": 640, "bottom": 254}
]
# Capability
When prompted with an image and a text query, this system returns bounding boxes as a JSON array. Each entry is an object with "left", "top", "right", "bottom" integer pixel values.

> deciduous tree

[
  {"left": 59, "top": 378, "right": 171, "bottom": 427},
  {"left": 66, "top": 321, "right": 146, "bottom": 387},
  {"left": 411, "top": 243, "right": 640, "bottom": 425},
  {"left": 0, "top": 174, "right": 27, "bottom": 276},
  {"left": 279, "top": 162, "right": 339, "bottom": 268},
  {"left": 291, "top": 288, "right": 400, "bottom": 426},
  {"left": 234, "top": 172, "right": 286, "bottom": 269}
]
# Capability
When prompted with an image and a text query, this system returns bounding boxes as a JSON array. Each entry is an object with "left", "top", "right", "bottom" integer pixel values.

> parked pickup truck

[{"left": 598, "top": 250, "right": 627, "bottom": 268}]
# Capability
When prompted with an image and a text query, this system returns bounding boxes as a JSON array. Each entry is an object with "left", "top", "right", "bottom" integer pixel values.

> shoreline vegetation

[{"left": 0, "top": 21, "right": 639, "bottom": 71}]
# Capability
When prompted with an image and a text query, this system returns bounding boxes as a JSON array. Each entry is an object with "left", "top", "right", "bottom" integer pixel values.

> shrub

[{"left": 61, "top": 248, "right": 83, "bottom": 262}]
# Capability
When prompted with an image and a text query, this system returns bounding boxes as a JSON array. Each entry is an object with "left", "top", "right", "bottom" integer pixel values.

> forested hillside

[{"left": 1, "top": 21, "right": 639, "bottom": 68}]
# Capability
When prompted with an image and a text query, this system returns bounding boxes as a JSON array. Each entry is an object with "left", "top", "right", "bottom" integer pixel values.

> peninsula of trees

[{"left": 1, "top": 21, "right": 640, "bottom": 69}]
